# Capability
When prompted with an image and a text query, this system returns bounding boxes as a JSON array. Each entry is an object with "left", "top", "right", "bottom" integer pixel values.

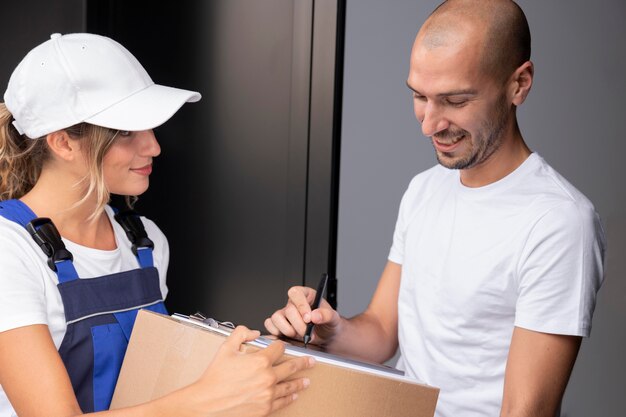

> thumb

[{"left": 311, "top": 302, "right": 339, "bottom": 326}]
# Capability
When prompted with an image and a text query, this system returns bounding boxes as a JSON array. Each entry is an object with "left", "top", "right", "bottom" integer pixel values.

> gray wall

[{"left": 337, "top": 1, "right": 626, "bottom": 416}]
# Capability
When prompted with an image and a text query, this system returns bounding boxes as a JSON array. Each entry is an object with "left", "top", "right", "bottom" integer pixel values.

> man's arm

[
  {"left": 500, "top": 327, "right": 581, "bottom": 417},
  {"left": 265, "top": 260, "right": 402, "bottom": 364},
  {"left": 326, "top": 260, "right": 401, "bottom": 362}
]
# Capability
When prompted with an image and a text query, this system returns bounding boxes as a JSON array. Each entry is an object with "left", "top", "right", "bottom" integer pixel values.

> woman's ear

[
  {"left": 45, "top": 130, "right": 78, "bottom": 161},
  {"left": 510, "top": 61, "right": 534, "bottom": 106}
]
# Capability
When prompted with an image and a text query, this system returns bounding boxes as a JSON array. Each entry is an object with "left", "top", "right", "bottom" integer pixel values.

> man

[{"left": 264, "top": 1, "right": 605, "bottom": 416}]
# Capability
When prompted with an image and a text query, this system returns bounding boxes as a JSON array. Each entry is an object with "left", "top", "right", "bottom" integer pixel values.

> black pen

[{"left": 303, "top": 272, "right": 329, "bottom": 348}]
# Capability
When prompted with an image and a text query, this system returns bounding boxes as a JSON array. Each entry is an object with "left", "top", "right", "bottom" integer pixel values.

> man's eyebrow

[
  {"left": 406, "top": 81, "right": 420, "bottom": 94},
  {"left": 405, "top": 81, "right": 477, "bottom": 97},
  {"left": 437, "top": 89, "right": 478, "bottom": 97}
]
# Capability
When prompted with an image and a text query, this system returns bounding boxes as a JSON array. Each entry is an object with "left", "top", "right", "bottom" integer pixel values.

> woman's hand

[{"left": 183, "top": 325, "right": 315, "bottom": 417}]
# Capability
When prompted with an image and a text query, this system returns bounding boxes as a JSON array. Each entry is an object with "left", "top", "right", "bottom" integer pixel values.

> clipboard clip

[{"left": 189, "top": 312, "right": 235, "bottom": 330}]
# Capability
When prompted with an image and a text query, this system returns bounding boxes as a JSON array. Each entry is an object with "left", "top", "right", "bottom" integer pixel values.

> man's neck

[{"left": 460, "top": 127, "right": 531, "bottom": 188}]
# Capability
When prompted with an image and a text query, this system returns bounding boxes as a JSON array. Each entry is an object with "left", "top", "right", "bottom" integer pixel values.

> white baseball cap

[{"left": 4, "top": 33, "right": 201, "bottom": 139}]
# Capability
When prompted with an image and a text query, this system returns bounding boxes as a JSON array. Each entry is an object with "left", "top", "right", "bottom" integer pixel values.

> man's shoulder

[
  {"left": 525, "top": 154, "right": 596, "bottom": 213},
  {"left": 510, "top": 155, "right": 603, "bottom": 246}
]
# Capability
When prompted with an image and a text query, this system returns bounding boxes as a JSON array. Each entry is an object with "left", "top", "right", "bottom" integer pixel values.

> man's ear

[
  {"left": 45, "top": 130, "right": 78, "bottom": 161},
  {"left": 510, "top": 60, "right": 534, "bottom": 106}
]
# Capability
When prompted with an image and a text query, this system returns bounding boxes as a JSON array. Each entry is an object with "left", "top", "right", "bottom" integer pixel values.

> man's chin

[{"left": 436, "top": 151, "right": 479, "bottom": 170}]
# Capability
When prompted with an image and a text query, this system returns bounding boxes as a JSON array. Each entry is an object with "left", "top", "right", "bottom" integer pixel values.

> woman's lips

[{"left": 131, "top": 164, "right": 153, "bottom": 176}]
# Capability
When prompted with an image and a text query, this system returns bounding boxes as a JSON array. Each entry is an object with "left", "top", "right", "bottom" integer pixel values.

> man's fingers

[
  {"left": 273, "top": 355, "right": 315, "bottom": 381},
  {"left": 287, "top": 286, "right": 316, "bottom": 317},
  {"left": 311, "top": 302, "right": 337, "bottom": 325},
  {"left": 269, "top": 310, "right": 299, "bottom": 339},
  {"left": 265, "top": 285, "right": 332, "bottom": 340},
  {"left": 283, "top": 304, "right": 309, "bottom": 336},
  {"left": 264, "top": 317, "right": 281, "bottom": 336}
]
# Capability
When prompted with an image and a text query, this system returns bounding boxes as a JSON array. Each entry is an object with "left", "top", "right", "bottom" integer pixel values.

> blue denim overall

[{"left": 0, "top": 199, "right": 168, "bottom": 412}]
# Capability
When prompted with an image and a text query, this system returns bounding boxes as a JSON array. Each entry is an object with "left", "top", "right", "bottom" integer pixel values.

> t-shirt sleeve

[
  {"left": 0, "top": 227, "right": 49, "bottom": 333},
  {"left": 514, "top": 201, "right": 606, "bottom": 337},
  {"left": 388, "top": 179, "right": 419, "bottom": 265}
]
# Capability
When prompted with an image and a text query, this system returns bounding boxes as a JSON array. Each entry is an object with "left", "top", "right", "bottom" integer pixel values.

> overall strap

[
  {"left": 0, "top": 198, "right": 37, "bottom": 225},
  {"left": 0, "top": 199, "right": 79, "bottom": 283},
  {"left": 113, "top": 209, "right": 154, "bottom": 268}
]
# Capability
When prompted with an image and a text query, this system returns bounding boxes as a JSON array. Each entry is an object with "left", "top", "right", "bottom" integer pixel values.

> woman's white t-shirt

[{"left": 0, "top": 205, "right": 169, "bottom": 416}]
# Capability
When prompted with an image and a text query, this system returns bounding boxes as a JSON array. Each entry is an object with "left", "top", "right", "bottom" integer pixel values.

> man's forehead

[{"left": 408, "top": 41, "right": 484, "bottom": 94}]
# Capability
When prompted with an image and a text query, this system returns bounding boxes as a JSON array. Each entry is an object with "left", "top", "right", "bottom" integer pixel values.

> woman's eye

[{"left": 118, "top": 130, "right": 132, "bottom": 137}]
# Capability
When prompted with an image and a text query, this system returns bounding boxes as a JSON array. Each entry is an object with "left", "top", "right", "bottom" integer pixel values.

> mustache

[{"left": 433, "top": 128, "right": 468, "bottom": 141}]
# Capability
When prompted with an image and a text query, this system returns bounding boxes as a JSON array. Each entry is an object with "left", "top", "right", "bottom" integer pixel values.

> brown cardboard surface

[{"left": 111, "top": 310, "right": 439, "bottom": 417}]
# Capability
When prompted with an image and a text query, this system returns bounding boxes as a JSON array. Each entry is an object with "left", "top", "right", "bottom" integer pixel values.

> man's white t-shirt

[
  {"left": 389, "top": 153, "right": 605, "bottom": 417},
  {"left": 0, "top": 205, "right": 169, "bottom": 417}
]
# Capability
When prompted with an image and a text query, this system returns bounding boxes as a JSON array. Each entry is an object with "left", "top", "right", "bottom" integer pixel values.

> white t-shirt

[
  {"left": 389, "top": 153, "right": 605, "bottom": 417},
  {"left": 0, "top": 205, "right": 169, "bottom": 416}
]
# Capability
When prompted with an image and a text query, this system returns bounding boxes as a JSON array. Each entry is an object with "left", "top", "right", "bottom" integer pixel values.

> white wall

[{"left": 337, "top": 1, "right": 626, "bottom": 415}]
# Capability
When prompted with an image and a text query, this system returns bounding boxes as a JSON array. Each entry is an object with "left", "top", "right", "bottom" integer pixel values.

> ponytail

[
  {"left": 0, "top": 103, "right": 49, "bottom": 201},
  {"left": 1, "top": 104, "right": 130, "bottom": 220}
]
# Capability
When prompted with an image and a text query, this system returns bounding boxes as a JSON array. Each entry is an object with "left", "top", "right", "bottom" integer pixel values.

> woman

[{"left": 0, "top": 33, "right": 312, "bottom": 417}]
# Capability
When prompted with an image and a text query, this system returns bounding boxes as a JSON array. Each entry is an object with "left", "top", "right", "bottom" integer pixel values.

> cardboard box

[{"left": 111, "top": 310, "right": 439, "bottom": 416}]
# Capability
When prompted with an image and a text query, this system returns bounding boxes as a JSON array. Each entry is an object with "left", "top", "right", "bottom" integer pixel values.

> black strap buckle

[
  {"left": 114, "top": 210, "right": 154, "bottom": 256},
  {"left": 26, "top": 217, "right": 74, "bottom": 272}
]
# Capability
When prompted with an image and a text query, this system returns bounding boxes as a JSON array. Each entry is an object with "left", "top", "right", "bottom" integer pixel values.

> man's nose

[{"left": 419, "top": 103, "right": 450, "bottom": 137}]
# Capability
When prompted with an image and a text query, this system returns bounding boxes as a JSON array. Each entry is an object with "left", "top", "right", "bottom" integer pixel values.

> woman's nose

[{"left": 137, "top": 130, "right": 161, "bottom": 157}]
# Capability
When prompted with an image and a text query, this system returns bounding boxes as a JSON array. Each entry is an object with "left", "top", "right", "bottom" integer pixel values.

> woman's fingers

[
  {"left": 271, "top": 377, "right": 311, "bottom": 412},
  {"left": 273, "top": 355, "right": 315, "bottom": 381},
  {"left": 223, "top": 325, "right": 261, "bottom": 351}
]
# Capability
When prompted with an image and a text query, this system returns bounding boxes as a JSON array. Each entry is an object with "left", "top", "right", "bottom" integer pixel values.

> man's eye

[
  {"left": 413, "top": 93, "right": 426, "bottom": 101},
  {"left": 446, "top": 98, "right": 467, "bottom": 107}
]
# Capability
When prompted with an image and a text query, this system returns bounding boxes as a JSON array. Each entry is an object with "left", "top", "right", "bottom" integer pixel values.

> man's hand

[
  {"left": 265, "top": 262, "right": 402, "bottom": 363},
  {"left": 264, "top": 286, "right": 342, "bottom": 347}
]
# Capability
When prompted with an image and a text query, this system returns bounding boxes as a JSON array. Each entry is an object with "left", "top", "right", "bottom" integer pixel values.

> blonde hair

[
  {"left": 1, "top": 103, "right": 127, "bottom": 220},
  {"left": 0, "top": 103, "right": 48, "bottom": 199}
]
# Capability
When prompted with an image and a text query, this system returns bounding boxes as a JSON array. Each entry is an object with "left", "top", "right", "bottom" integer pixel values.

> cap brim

[{"left": 84, "top": 84, "right": 201, "bottom": 131}]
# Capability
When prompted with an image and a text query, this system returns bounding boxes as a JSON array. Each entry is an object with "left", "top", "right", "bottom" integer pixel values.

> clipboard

[
  {"left": 111, "top": 310, "right": 439, "bottom": 417},
  {"left": 171, "top": 312, "right": 410, "bottom": 381}
]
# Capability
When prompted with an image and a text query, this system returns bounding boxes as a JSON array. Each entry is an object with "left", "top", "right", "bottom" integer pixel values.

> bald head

[{"left": 418, "top": 0, "right": 531, "bottom": 82}]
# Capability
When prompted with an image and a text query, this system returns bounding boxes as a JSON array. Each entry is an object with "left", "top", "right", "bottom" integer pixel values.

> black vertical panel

[
  {"left": 286, "top": 0, "right": 315, "bottom": 287},
  {"left": 86, "top": 0, "right": 342, "bottom": 329},
  {"left": 304, "top": 0, "right": 344, "bottom": 309},
  {"left": 1, "top": 0, "right": 84, "bottom": 90}
]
